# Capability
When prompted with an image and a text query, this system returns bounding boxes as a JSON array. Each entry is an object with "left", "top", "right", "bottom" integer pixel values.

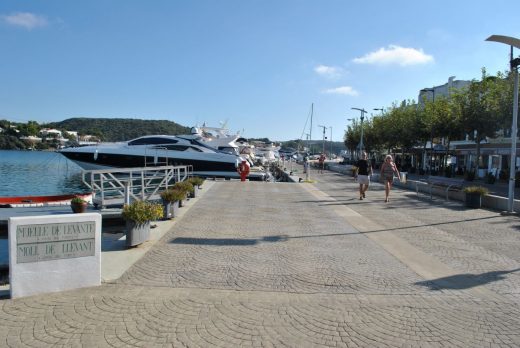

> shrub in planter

[
  {"left": 463, "top": 186, "right": 489, "bottom": 209},
  {"left": 122, "top": 200, "right": 163, "bottom": 246},
  {"left": 160, "top": 188, "right": 185, "bottom": 219},
  {"left": 187, "top": 177, "right": 204, "bottom": 197},
  {"left": 70, "top": 196, "right": 88, "bottom": 213},
  {"left": 188, "top": 176, "right": 205, "bottom": 188},
  {"left": 122, "top": 200, "right": 163, "bottom": 224},
  {"left": 174, "top": 181, "right": 194, "bottom": 199}
]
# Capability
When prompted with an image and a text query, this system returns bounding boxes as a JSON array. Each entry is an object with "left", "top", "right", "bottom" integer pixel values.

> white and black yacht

[{"left": 59, "top": 135, "right": 268, "bottom": 180}]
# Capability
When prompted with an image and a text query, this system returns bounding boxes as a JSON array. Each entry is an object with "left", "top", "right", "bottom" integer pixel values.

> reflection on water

[{"left": 0, "top": 150, "right": 89, "bottom": 197}]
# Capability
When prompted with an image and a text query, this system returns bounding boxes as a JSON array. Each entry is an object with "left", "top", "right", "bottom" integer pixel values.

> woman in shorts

[{"left": 380, "top": 154, "right": 401, "bottom": 203}]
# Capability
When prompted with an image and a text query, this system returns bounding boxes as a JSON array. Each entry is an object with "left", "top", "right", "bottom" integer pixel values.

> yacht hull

[{"left": 60, "top": 145, "right": 267, "bottom": 181}]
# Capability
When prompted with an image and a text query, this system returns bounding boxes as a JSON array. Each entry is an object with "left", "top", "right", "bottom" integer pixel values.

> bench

[{"left": 416, "top": 176, "right": 464, "bottom": 200}]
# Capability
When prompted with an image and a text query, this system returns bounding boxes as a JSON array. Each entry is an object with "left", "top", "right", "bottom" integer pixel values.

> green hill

[{"left": 47, "top": 118, "right": 191, "bottom": 142}]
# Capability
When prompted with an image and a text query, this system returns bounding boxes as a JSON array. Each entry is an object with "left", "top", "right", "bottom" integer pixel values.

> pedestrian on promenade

[
  {"left": 380, "top": 154, "right": 401, "bottom": 203},
  {"left": 318, "top": 153, "right": 326, "bottom": 174},
  {"left": 355, "top": 151, "right": 372, "bottom": 200}
]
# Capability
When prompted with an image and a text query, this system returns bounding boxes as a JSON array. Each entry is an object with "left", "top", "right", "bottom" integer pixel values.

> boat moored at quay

[{"left": 58, "top": 134, "right": 269, "bottom": 181}]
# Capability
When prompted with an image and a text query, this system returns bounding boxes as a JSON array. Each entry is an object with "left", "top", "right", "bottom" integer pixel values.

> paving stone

[{"left": 1, "top": 172, "right": 520, "bottom": 347}]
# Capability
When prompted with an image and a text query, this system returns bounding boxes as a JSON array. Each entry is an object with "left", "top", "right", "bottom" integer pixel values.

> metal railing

[{"left": 81, "top": 165, "right": 192, "bottom": 209}]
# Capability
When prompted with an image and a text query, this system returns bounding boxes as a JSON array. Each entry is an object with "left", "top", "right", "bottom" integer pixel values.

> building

[{"left": 415, "top": 76, "right": 517, "bottom": 179}]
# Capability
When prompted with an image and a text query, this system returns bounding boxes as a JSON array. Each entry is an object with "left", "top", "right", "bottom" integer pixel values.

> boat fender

[{"left": 237, "top": 160, "right": 250, "bottom": 182}]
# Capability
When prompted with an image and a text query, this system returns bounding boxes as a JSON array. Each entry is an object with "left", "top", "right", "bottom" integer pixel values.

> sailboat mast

[{"left": 310, "top": 103, "right": 313, "bottom": 141}]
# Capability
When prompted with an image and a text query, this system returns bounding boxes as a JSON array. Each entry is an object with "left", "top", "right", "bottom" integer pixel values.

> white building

[
  {"left": 418, "top": 76, "right": 471, "bottom": 104},
  {"left": 39, "top": 128, "right": 62, "bottom": 138}
]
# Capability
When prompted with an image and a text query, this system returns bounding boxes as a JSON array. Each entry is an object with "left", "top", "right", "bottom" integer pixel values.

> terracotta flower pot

[{"left": 71, "top": 202, "right": 88, "bottom": 213}]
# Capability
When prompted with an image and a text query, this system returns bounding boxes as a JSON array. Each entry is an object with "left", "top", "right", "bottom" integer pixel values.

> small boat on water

[{"left": 0, "top": 192, "right": 93, "bottom": 208}]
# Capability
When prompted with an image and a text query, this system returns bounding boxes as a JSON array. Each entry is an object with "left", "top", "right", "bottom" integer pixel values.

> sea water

[{"left": 0, "top": 150, "right": 88, "bottom": 197}]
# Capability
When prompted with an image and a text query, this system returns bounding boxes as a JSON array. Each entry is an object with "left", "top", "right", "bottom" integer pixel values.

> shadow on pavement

[
  {"left": 170, "top": 235, "right": 289, "bottom": 246},
  {"left": 415, "top": 268, "right": 520, "bottom": 290}
]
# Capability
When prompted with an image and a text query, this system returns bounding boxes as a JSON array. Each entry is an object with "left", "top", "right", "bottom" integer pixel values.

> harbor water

[{"left": 0, "top": 150, "right": 89, "bottom": 197}]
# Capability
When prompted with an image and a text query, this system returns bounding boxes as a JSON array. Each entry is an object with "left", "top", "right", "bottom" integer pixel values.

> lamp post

[
  {"left": 347, "top": 118, "right": 355, "bottom": 159},
  {"left": 329, "top": 126, "right": 333, "bottom": 157},
  {"left": 421, "top": 88, "right": 435, "bottom": 173},
  {"left": 318, "top": 125, "right": 327, "bottom": 155},
  {"left": 351, "top": 108, "right": 367, "bottom": 157},
  {"left": 486, "top": 34, "right": 520, "bottom": 213},
  {"left": 373, "top": 108, "right": 384, "bottom": 115}
]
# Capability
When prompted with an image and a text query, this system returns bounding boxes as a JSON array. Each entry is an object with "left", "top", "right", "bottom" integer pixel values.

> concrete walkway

[{"left": 1, "top": 171, "right": 520, "bottom": 347}]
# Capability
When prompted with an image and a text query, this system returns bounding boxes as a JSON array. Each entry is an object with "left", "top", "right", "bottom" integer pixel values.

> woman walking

[
  {"left": 355, "top": 152, "right": 372, "bottom": 200},
  {"left": 380, "top": 154, "right": 401, "bottom": 203}
]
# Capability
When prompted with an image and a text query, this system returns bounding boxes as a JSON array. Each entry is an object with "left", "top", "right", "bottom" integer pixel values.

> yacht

[
  {"left": 190, "top": 124, "right": 259, "bottom": 166},
  {"left": 59, "top": 134, "right": 268, "bottom": 180}
]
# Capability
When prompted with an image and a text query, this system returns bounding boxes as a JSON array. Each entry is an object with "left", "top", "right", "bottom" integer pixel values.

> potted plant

[
  {"left": 188, "top": 176, "right": 205, "bottom": 188},
  {"left": 174, "top": 180, "right": 194, "bottom": 201},
  {"left": 122, "top": 200, "right": 163, "bottom": 247},
  {"left": 70, "top": 196, "right": 88, "bottom": 213},
  {"left": 160, "top": 188, "right": 185, "bottom": 219},
  {"left": 187, "top": 177, "right": 204, "bottom": 197},
  {"left": 463, "top": 186, "right": 489, "bottom": 209}
]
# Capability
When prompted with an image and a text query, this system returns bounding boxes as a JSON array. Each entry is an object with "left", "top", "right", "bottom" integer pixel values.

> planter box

[
  {"left": 125, "top": 220, "right": 150, "bottom": 247},
  {"left": 162, "top": 200, "right": 180, "bottom": 219},
  {"left": 189, "top": 186, "right": 199, "bottom": 198},
  {"left": 465, "top": 192, "right": 482, "bottom": 209}
]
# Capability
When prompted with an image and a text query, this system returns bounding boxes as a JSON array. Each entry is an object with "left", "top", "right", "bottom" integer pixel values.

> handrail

[{"left": 81, "top": 165, "right": 193, "bottom": 209}]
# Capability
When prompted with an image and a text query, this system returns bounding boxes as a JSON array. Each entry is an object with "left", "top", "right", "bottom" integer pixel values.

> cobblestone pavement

[{"left": 1, "top": 171, "right": 520, "bottom": 347}]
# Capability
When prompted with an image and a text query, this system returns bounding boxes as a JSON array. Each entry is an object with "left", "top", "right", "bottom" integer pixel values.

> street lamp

[
  {"left": 421, "top": 88, "right": 436, "bottom": 173},
  {"left": 486, "top": 34, "right": 520, "bottom": 213},
  {"left": 347, "top": 118, "right": 356, "bottom": 159},
  {"left": 351, "top": 108, "right": 367, "bottom": 157},
  {"left": 329, "top": 126, "right": 333, "bottom": 156},
  {"left": 373, "top": 108, "right": 384, "bottom": 115},
  {"left": 318, "top": 125, "right": 327, "bottom": 155}
]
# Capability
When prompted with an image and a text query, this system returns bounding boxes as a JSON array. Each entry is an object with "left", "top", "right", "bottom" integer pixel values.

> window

[{"left": 128, "top": 137, "right": 179, "bottom": 146}]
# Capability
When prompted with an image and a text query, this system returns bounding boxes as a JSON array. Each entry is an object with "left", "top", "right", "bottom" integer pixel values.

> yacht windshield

[
  {"left": 153, "top": 145, "right": 202, "bottom": 152},
  {"left": 218, "top": 147, "right": 239, "bottom": 155},
  {"left": 128, "top": 137, "right": 179, "bottom": 146}
]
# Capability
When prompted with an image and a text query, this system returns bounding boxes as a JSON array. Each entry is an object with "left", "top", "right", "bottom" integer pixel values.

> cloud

[
  {"left": 353, "top": 45, "right": 434, "bottom": 66},
  {"left": 2, "top": 12, "right": 48, "bottom": 30},
  {"left": 322, "top": 86, "right": 359, "bottom": 96},
  {"left": 314, "top": 65, "right": 343, "bottom": 78}
]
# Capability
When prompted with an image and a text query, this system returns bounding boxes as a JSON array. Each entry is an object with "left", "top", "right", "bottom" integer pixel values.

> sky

[{"left": 0, "top": 1, "right": 519, "bottom": 142}]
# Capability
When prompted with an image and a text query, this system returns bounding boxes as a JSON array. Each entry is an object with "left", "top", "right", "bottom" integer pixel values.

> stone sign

[
  {"left": 9, "top": 213, "right": 101, "bottom": 299},
  {"left": 16, "top": 221, "right": 96, "bottom": 263}
]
